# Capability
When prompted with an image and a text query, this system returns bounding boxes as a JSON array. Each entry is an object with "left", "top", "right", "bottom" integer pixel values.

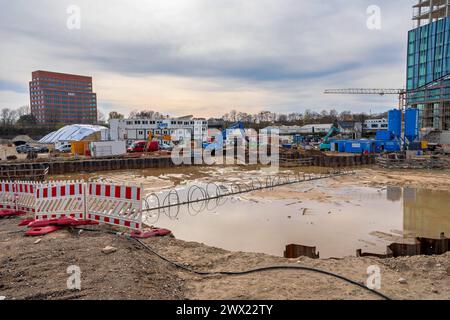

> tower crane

[{"left": 324, "top": 89, "right": 407, "bottom": 110}]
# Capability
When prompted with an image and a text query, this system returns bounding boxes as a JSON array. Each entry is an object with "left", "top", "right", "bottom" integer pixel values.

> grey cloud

[{"left": 0, "top": 0, "right": 413, "bottom": 114}]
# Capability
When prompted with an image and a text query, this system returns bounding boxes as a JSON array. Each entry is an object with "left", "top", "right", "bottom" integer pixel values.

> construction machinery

[
  {"left": 324, "top": 88, "right": 407, "bottom": 110},
  {"left": 203, "top": 121, "right": 246, "bottom": 151},
  {"left": 319, "top": 123, "right": 341, "bottom": 151}
]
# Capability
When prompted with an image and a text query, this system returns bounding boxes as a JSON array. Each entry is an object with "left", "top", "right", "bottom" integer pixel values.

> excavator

[
  {"left": 319, "top": 123, "right": 341, "bottom": 151},
  {"left": 203, "top": 121, "right": 246, "bottom": 151}
]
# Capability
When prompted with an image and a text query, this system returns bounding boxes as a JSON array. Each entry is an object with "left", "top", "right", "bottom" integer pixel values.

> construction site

[{"left": 1, "top": 1, "right": 450, "bottom": 302}]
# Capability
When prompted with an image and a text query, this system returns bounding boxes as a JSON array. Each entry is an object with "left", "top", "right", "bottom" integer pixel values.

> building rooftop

[
  {"left": 39, "top": 124, "right": 108, "bottom": 143},
  {"left": 31, "top": 70, "right": 92, "bottom": 82}
]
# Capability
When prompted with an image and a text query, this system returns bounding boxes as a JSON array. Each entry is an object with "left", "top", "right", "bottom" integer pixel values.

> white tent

[{"left": 39, "top": 124, "right": 108, "bottom": 144}]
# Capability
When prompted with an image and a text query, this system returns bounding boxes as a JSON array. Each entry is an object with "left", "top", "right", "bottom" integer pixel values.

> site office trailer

[
  {"left": 89, "top": 141, "right": 127, "bottom": 157},
  {"left": 109, "top": 119, "right": 209, "bottom": 144}
]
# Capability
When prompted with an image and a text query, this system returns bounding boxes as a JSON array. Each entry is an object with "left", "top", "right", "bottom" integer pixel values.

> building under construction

[{"left": 407, "top": 0, "right": 450, "bottom": 130}]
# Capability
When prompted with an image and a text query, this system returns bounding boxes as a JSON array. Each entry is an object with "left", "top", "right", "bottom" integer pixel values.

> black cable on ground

[
  {"left": 46, "top": 226, "right": 392, "bottom": 300},
  {"left": 13, "top": 221, "right": 391, "bottom": 301},
  {"left": 130, "top": 237, "right": 392, "bottom": 301}
]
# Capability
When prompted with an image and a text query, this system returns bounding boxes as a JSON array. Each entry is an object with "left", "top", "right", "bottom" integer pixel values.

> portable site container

[
  {"left": 71, "top": 141, "right": 90, "bottom": 156},
  {"left": 293, "top": 135, "right": 303, "bottom": 144},
  {"left": 345, "top": 141, "right": 363, "bottom": 153},
  {"left": 330, "top": 140, "right": 337, "bottom": 152},
  {"left": 359, "top": 140, "right": 376, "bottom": 153},
  {"left": 376, "top": 130, "right": 392, "bottom": 141},
  {"left": 384, "top": 141, "right": 401, "bottom": 152},
  {"left": 89, "top": 141, "right": 127, "bottom": 158},
  {"left": 375, "top": 140, "right": 386, "bottom": 153},
  {"left": 344, "top": 140, "right": 376, "bottom": 154},
  {"left": 330, "top": 140, "right": 347, "bottom": 152}
]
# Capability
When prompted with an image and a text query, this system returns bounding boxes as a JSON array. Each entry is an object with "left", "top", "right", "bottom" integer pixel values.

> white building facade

[
  {"left": 363, "top": 119, "right": 388, "bottom": 131},
  {"left": 109, "top": 118, "right": 208, "bottom": 145}
]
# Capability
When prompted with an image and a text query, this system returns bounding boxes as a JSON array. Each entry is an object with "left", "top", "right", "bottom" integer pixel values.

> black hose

[{"left": 131, "top": 237, "right": 392, "bottom": 301}]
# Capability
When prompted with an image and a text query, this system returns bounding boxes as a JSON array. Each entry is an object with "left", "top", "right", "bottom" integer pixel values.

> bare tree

[
  {"left": 108, "top": 111, "right": 124, "bottom": 120},
  {"left": 97, "top": 110, "right": 106, "bottom": 123},
  {"left": 16, "top": 105, "right": 30, "bottom": 118},
  {"left": 0, "top": 108, "right": 18, "bottom": 126}
]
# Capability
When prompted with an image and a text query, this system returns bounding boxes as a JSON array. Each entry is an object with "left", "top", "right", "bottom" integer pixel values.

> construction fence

[
  {"left": 1, "top": 169, "right": 355, "bottom": 232},
  {"left": 0, "top": 180, "right": 144, "bottom": 231}
]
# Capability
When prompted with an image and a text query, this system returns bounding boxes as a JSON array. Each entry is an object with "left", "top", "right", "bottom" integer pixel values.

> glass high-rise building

[
  {"left": 406, "top": 0, "right": 450, "bottom": 130},
  {"left": 30, "top": 70, "right": 98, "bottom": 125}
]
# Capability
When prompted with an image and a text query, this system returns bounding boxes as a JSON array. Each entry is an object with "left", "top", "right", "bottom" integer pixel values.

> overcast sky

[{"left": 0, "top": 0, "right": 416, "bottom": 118}]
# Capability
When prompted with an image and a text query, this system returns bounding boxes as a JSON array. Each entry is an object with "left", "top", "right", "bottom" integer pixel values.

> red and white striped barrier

[
  {"left": 2, "top": 179, "right": 149, "bottom": 233},
  {"left": 86, "top": 182, "right": 143, "bottom": 230},
  {"left": 34, "top": 181, "right": 86, "bottom": 220},
  {"left": 0, "top": 181, "right": 17, "bottom": 211},
  {"left": 15, "top": 181, "right": 39, "bottom": 214}
]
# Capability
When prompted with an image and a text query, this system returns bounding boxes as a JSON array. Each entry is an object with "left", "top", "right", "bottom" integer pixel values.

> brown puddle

[{"left": 54, "top": 168, "right": 450, "bottom": 259}]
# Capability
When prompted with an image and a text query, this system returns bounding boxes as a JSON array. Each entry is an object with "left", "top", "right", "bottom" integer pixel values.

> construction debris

[
  {"left": 102, "top": 246, "right": 117, "bottom": 254},
  {"left": 376, "top": 153, "right": 449, "bottom": 170}
]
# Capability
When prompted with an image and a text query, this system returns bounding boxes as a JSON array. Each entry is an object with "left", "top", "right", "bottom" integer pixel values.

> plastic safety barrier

[
  {"left": 15, "top": 181, "right": 39, "bottom": 214},
  {"left": 0, "top": 181, "right": 17, "bottom": 211},
  {"left": 86, "top": 182, "right": 143, "bottom": 230},
  {"left": 34, "top": 181, "right": 86, "bottom": 220},
  {"left": 26, "top": 226, "right": 61, "bottom": 237},
  {"left": 1, "top": 180, "right": 154, "bottom": 233}
]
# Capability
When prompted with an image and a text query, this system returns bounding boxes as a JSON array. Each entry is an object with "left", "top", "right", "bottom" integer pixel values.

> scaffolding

[
  {"left": 413, "top": 0, "right": 450, "bottom": 27},
  {"left": 407, "top": 75, "right": 450, "bottom": 130}
]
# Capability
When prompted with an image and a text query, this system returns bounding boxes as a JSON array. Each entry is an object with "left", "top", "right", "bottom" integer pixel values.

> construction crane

[{"left": 324, "top": 89, "right": 407, "bottom": 110}]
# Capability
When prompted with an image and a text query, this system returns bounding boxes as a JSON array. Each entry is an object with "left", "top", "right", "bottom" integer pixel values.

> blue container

[
  {"left": 388, "top": 109, "right": 402, "bottom": 138},
  {"left": 376, "top": 130, "right": 392, "bottom": 141},
  {"left": 337, "top": 141, "right": 346, "bottom": 152},
  {"left": 405, "top": 108, "right": 420, "bottom": 143},
  {"left": 330, "top": 140, "right": 347, "bottom": 152},
  {"left": 359, "top": 140, "right": 377, "bottom": 153},
  {"left": 345, "top": 141, "right": 364, "bottom": 153},
  {"left": 293, "top": 135, "right": 303, "bottom": 144},
  {"left": 374, "top": 140, "right": 384, "bottom": 153},
  {"left": 384, "top": 141, "right": 401, "bottom": 152}
]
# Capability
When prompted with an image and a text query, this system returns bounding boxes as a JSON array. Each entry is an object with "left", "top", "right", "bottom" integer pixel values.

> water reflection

[
  {"left": 144, "top": 185, "right": 450, "bottom": 258},
  {"left": 386, "top": 186, "right": 402, "bottom": 202},
  {"left": 402, "top": 188, "right": 450, "bottom": 239},
  {"left": 386, "top": 186, "right": 450, "bottom": 239}
]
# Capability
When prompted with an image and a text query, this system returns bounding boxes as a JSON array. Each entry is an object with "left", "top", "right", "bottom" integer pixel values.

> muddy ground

[
  {"left": 0, "top": 217, "right": 448, "bottom": 300},
  {"left": 344, "top": 168, "right": 450, "bottom": 191},
  {"left": 1, "top": 166, "right": 450, "bottom": 300}
]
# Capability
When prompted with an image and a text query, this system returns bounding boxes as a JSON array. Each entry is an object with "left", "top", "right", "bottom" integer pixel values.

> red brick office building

[{"left": 30, "top": 70, "right": 97, "bottom": 124}]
